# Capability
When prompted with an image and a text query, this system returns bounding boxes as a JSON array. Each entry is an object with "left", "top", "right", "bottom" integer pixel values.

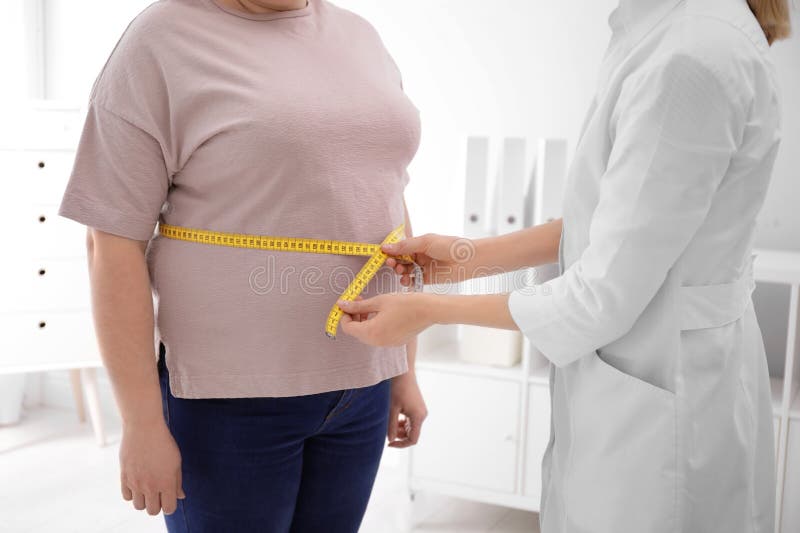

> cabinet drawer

[
  {"left": 1, "top": 258, "right": 90, "bottom": 312},
  {"left": 411, "top": 371, "right": 520, "bottom": 493},
  {"left": 523, "top": 384, "right": 552, "bottom": 501},
  {"left": 0, "top": 106, "right": 83, "bottom": 151},
  {"left": 12, "top": 203, "right": 88, "bottom": 259},
  {"left": 0, "top": 150, "right": 76, "bottom": 205},
  {"left": 0, "top": 310, "right": 100, "bottom": 372}
]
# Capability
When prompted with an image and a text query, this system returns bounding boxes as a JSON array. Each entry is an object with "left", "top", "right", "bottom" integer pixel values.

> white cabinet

[
  {"left": 3, "top": 258, "right": 90, "bottom": 313},
  {"left": 7, "top": 150, "right": 80, "bottom": 205},
  {"left": 413, "top": 371, "right": 520, "bottom": 493},
  {"left": 0, "top": 311, "right": 100, "bottom": 372},
  {"left": 0, "top": 140, "right": 98, "bottom": 370},
  {"left": 409, "top": 335, "right": 551, "bottom": 512},
  {"left": 14, "top": 202, "right": 88, "bottom": 259},
  {"left": 0, "top": 102, "right": 106, "bottom": 444}
]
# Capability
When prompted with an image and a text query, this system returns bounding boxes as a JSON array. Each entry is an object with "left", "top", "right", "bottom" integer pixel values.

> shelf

[
  {"left": 417, "top": 341, "right": 524, "bottom": 381},
  {"left": 753, "top": 249, "right": 800, "bottom": 285}
]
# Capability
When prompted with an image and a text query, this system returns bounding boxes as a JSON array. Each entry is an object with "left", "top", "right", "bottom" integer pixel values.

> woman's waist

[{"left": 149, "top": 240, "right": 402, "bottom": 299}]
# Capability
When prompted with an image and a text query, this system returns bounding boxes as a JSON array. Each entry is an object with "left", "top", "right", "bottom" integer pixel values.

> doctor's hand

[
  {"left": 388, "top": 372, "right": 428, "bottom": 448},
  {"left": 338, "top": 293, "right": 433, "bottom": 347},
  {"left": 383, "top": 234, "right": 477, "bottom": 287}
]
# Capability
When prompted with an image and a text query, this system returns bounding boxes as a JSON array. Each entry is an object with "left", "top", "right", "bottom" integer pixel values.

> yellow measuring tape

[{"left": 157, "top": 223, "right": 419, "bottom": 339}]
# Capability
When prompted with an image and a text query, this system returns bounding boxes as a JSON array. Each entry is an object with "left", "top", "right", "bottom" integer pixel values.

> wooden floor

[{"left": 0, "top": 407, "right": 540, "bottom": 533}]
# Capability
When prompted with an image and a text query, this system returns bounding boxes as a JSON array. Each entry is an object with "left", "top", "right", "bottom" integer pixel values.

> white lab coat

[{"left": 507, "top": 0, "right": 781, "bottom": 532}]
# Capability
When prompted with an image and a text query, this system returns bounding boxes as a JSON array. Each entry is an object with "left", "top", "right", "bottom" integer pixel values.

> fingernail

[
  {"left": 338, "top": 300, "right": 349, "bottom": 308},
  {"left": 383, "top": 244, "right": 396, "bottom": 252}
]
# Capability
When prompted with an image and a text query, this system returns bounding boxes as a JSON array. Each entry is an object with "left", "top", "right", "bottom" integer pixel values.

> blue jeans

[{"left": 157, "top": 341, "right": 391, "bottom": 533}]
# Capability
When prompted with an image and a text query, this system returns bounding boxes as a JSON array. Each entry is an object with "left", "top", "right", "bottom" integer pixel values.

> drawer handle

[
  {"left": 38, "top": 321, "right": 46, "bottom": 329},
  {"left": 39, "top": 215, "right": 46, "bottom": 223},
  {"left": 38, "top": 161, "right": 45, "bottom": 169},
  {"left": 38, "top": 268, "right": 46, "bottom": 276}
]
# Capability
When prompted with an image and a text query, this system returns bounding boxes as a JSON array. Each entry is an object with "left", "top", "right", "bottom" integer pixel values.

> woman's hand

[
  {"left": 338, "top": 293, "right": 433, "bottom": 346},
  {"left": 120, "top": 420, "right": 185, "bottom": 516},
  {"left": 387, "top": 372, "right": 428, "bottom": 448},
  {"left": 383, "top": 234, "right": 478, "bottom": 287}
]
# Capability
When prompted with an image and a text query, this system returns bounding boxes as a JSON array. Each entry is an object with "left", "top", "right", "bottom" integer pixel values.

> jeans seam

[
  {"left": 179, "top": 497, "right": 190, "bottom": 532},
  {"left": 324, "top": 390, "right": 349, "bottom": 422},
  {"left": 323, "top": 386, "right": 369, "bottom": 425}
]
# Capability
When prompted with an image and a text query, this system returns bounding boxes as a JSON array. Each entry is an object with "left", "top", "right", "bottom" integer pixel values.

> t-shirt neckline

[{"left": 208, "top": 0, "right": 313, "bottom": 21}]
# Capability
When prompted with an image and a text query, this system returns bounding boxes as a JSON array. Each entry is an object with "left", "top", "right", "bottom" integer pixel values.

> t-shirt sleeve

[{"left": 58, "top": 100, "right": 171, "bottom": 242}]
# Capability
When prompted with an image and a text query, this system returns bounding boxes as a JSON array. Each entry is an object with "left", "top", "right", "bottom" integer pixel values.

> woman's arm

[
  {"left": 88, "top": 230, "right": 162, "bottom": 428},
  {"left": 87, "top": 228, "right": 184, "bottom": 515}
]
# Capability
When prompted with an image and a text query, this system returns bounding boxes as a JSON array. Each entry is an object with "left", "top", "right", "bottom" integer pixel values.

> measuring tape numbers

[{"left": 157, "top": 223, "right": 421, "bottom": 338}]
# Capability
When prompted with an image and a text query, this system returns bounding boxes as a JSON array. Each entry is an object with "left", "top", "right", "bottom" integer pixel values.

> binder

[
  {"left": 463, "top": 136, "right": 491, "bottom": 238},
  {"left": 495, "top": 137, "right": 526, "bottom": 235},
  {"left": 533, "top": 139, "right": 567, "bottom": 225}
]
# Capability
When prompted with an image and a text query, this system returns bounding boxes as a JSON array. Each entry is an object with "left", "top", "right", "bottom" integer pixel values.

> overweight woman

[
  {"left": 340, "top": 1, "right": 792, "bottom": 532},
  {"left": 57, "top": 0, "right": 426, "bottom": 531}
]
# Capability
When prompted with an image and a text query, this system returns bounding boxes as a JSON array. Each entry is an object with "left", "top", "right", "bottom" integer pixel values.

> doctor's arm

[
  {"left": 342, "top": 53, "right": 743, "bottom": 358},
  {"left": 384, "top": 218, "right": 562, "bottom": 286}
]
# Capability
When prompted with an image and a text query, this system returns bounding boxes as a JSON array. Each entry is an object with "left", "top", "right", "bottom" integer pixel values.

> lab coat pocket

[{"left": 565, "top": 352, "right": 676, "bottom": 533}]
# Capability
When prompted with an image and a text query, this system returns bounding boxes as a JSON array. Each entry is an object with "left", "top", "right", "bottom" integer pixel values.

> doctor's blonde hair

[{"left": 748, "top": 0, "right": 792, "bottom": 44}]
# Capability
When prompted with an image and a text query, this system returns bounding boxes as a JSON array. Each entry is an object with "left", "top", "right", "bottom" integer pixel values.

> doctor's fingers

[
  {"left": 337, "top": 296, "right": 383, "bottom": 316},
  {"left": 352, "top": 295, "right": 369, "bottom": 322},
  {"left": 382, "top": 234, "right": 433, "bottom": 258},
  {"left": 384, "top": 259, "right": 418, "bottom": 287},
  {"left": 339, "top": 313, "right": 372, "bottom": 343},
  {"left": 385, "top": 257, "right": 414, "bottom": 276}
]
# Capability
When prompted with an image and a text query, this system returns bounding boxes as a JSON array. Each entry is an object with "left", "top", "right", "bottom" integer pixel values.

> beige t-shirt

[{"left": 58, "top": 0, "right": 421, "bottom": 398}]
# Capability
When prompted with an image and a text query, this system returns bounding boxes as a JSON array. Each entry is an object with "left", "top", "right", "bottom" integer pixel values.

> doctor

[{"left": 337, "top": 0, "right": 791, "bottom": 531}]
